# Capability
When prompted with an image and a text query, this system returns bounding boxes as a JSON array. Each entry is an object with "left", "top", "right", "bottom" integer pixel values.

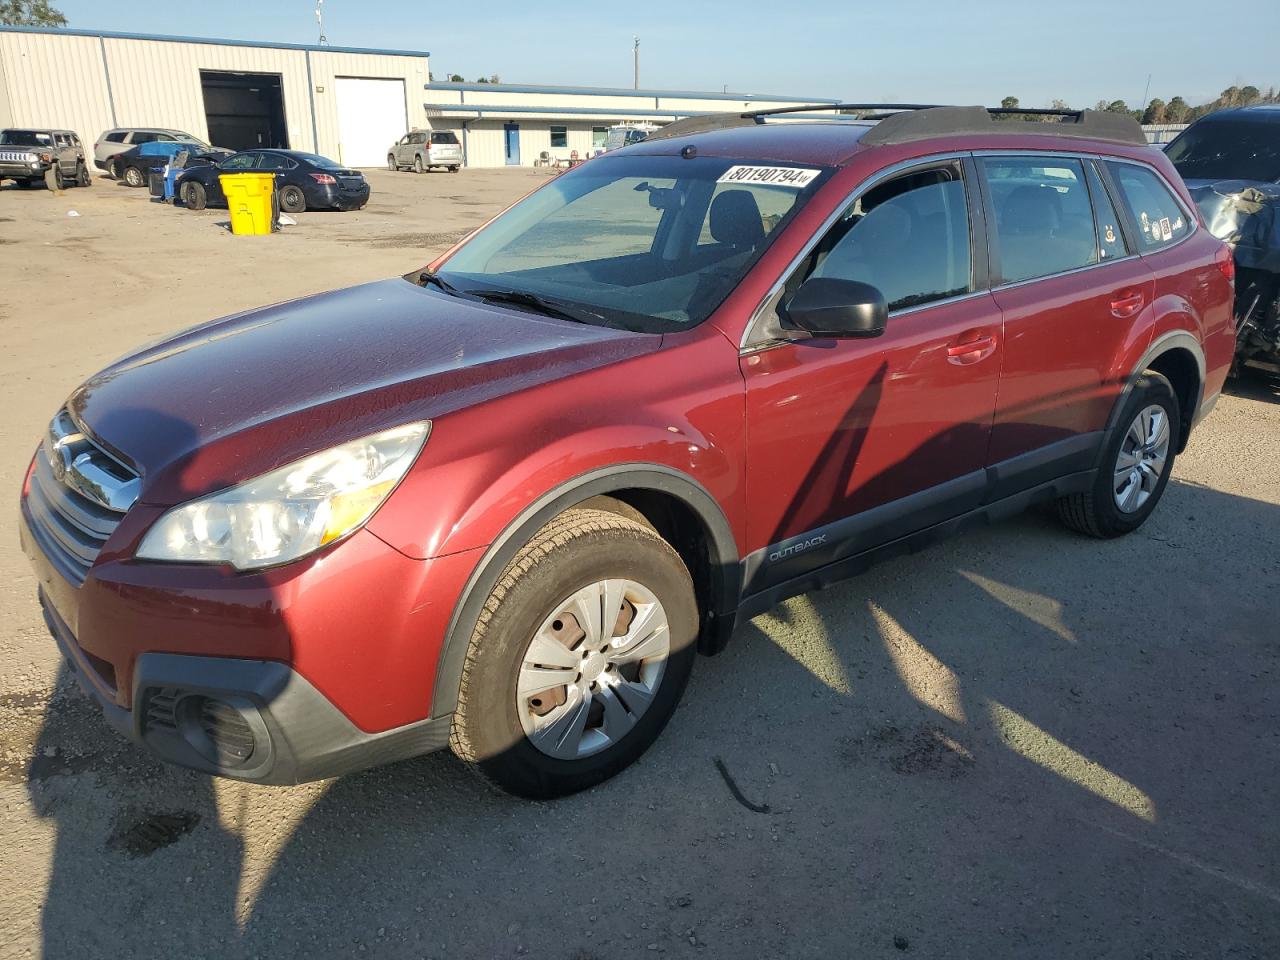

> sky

[{"left": 50, "top": 0, "right": 1280, "bottom": 109}]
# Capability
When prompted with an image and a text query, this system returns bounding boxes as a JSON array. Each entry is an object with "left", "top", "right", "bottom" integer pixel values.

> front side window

[
  {"left": 55, "top": 134, "right": 70, "bottom": 147},
  {"left": 550, "top": 125, "right": 568, "bottom": 149},
  {"left": 437, "top": 155, "right": 830, "bottom": 332},
  {"left": 1107, "top": 162, "right": 1190, "bottom": 250},
  {"left": 984, "top": 157, "right": 1099, "bottom": 283},
  {"left": 803, "top": 163, "right": 972, "bottom": 311}
]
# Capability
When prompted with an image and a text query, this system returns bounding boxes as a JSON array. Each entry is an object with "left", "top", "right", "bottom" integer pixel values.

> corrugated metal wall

[{"left": 0, "top": 30, "right": 429, "bottom": 162}]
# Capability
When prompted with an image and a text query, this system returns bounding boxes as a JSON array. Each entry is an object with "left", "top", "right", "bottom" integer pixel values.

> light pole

[
  {"left": 633, "top": 36, "right": 639, "bottom": 90},
  {"left": 315, "top": 0, "right": 328, "bottom": 46}
]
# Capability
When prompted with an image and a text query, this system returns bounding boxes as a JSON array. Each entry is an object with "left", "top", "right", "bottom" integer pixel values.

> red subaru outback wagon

[{"left": 20, "top": 106, "right": 1235, "bottom": 798}]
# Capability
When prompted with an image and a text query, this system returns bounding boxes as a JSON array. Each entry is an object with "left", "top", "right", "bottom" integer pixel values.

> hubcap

[
  {"left": 516, "top": 578, "right": 670, "bottom": 760},
  {"left": 1113, "top": 403, "right": 1170, "bottom": 513}
]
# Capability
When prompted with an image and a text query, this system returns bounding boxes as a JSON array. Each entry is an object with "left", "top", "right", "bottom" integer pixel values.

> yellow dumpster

[{"left": 218, "top": 172, "right": 277, "bottom": 236}]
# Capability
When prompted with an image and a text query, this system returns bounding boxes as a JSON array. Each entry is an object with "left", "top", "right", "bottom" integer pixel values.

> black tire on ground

[
  {"left": 1057, "top": 370, "right": 1180, "bottom": 539},
  {"left": 449, "top": 165, "right": 461, "bottom": 173},
  {"left": 75, "top": 163, "right": 91, "bottom": 187},
  {"left": 123, "top": 165, "right": 145, "bottom": 188},
  {"left": 450, "top": 507, "right": 698, "bottom": 799},
  {"left": 278, "top": 184, "right": 306, "bottom": 214},
  {"left": 15, "top": 178, "right": 33, "bottom": 189},
  {"left": 387, "top": 154, "right": 397, "bottom": 171},
  {"left": 44, "top": 165, "right": 64, "bottom": 191},
  {"left": 182, "top": 180, "right": 207, "bottom": 211},
  {"left": 414, "top": 155, "right": 424, "bottom": 174}
]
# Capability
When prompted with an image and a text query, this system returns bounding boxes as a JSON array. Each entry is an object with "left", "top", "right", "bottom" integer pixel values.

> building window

[
  {"left": 592, "top": 126, "right": 608, "bottom": 149},
  {"left": 550, "top": 125, "right": 568, "bottom": 148}
]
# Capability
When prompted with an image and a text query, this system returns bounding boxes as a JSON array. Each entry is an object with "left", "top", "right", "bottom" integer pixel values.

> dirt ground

[{"left": 1, "top": 168, "right": 1278, "bottom": 960}]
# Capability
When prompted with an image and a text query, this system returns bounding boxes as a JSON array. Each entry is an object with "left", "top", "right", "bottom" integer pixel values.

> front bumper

[
  {"left": 0, "top": 160, "right": 46, "bottom": 179},
  {"left": 20, "top": 500, "right": 483, "bottom": 784}
]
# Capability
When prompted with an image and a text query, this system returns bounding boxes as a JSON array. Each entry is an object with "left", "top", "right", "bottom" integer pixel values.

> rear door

[
  {"left": 979, "top": 154, "right": 1155, "bottom": 493},
  {"left": 741, "top": 157, "right": 1003, "bottom": 594}
]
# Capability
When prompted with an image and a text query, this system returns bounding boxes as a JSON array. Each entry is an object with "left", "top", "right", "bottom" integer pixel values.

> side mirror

[{"left": 784, "top": 278, "right": 888, "bottom": 338}]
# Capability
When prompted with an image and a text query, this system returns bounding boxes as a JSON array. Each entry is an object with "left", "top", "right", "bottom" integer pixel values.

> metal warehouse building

[{"left": 0, "top": 25, "right": 836, "bottom": 169}]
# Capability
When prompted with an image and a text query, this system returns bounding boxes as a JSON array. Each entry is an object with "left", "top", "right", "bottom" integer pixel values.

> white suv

[
  {"left": 95, "top": 129, "right": 210, "bottom": 178},
  {"left": 387, "top": 130, "right": 462, "bottom": 173}
]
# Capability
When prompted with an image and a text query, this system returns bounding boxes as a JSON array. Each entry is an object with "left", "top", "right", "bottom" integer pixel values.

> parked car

[
  {"left": 0, "top": 128, "right": 90, "bottom": 189},
  {"left": 602, "top": 121, "right": 659, "bottom": 152},
  {"left": 1165, "top": 106, "right": 1280, "bottom": 374},
  {"left": 94, "top": 128, "right": 211, "bottom": 179},
  {"left": 387, "top": 129, "right": 462, "bottom": 173},
  {"left": 114, "top": 140, "right": 231, "bottom": 189},
  {"left": 19, "top": 105, "right": 1234, "bottom": 799},
  {"left": 175, "top": 149, "right": 370, "bottom": 213}
]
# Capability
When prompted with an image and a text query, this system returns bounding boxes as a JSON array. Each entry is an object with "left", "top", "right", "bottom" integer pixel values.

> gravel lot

[{"left": 1, "top": 168, "right": 1278, "bottom": 960}]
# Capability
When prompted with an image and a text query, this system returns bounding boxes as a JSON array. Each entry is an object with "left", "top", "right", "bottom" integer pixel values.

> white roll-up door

[{"left": 334, "top": 77, "right": 408, "bottom": 168}]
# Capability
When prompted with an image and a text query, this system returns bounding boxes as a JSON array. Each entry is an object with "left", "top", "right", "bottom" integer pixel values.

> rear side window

[
  {"left": 1106, "top": 162, "right": 1190, "bottom": 250},
  {"left": 255, "top": 154, "right": 293, "bottom": 171},
  {"left": 1086, "top": 161, "right": 1129, "bottom": 260},
  {"left": 983, "top": 157, "right": 1098, "bottom": 283},
  {"left": 105, "top": 131, "right": 127, "bottom": 143},
  {"left": 808, "top": 163, "right": 971, "bottom": 311}
]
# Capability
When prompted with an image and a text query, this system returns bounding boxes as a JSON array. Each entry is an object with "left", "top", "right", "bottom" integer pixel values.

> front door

[
  {"left": 504, "top": 123, "right": 520, "bottom": 166},
  {"left": 979, "top": 155, "right": 1156, "bottom": 487},
  {"left": 742, "top": 159, "right": 1002, "bottom": 594}
]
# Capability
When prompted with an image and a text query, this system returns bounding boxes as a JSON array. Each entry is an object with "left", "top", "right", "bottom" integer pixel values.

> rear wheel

[
  {"left": 122, "top": 165, "right": 145, "bottom": 188},
  {"left": 413, "top": 155, "right": 424, "bottom": 174},
  {"left": 449, "top": 165, "right": 461, "bottom": 174},
  {"left": 1057, "top": 371, "right": 1179, "bottom": 538},
  {"left": 278, "top": 184, "right": 306, "bottom": 214},
  {"left": 75, "top": 163, "right": 91, "bottom": 187},
  {"left": 450, "top": 508, "right": 698, "bottom": 799},
  {"left": 182, "top": 180, "right": 207, "bottom": 211}
]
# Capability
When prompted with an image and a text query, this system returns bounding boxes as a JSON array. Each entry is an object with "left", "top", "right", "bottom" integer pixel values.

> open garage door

[{"left": 334, "top": 78, "right": 408, "bottom": 168}]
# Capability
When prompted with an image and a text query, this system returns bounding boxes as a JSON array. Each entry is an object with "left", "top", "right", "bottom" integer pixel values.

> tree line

[{"left": 1001, "top": 86, "right": 1280, "bottom": 125}]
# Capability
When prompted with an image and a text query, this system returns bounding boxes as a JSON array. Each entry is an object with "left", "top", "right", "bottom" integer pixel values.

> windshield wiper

[
  {"left": 416, "top": 269, "right": 461, "bottom": 296},
  {"left": 464, "top": 288, "right": 606, "bottom": 326}
]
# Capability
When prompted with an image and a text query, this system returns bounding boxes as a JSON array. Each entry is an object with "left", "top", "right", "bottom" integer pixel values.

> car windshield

[
  {"left": 1, "top": 130, "right": 52, "bottom": 146},
  {"left": 1166, "top": 117, "right": 1280, "bottom": 183},
  {"left": 292, "top": 152, "right": 343, "bottom": 169},
  {"left": 435, "top": 154, "right": 830, "bottom": 332}
]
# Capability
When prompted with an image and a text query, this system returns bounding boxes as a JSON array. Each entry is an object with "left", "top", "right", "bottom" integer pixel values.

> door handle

[
  {"left": 946, "top": 334, "right": 998, "bottom": 364},
  {"left": 1110, "top": 289, "right": 1145, "bottom": 318}
]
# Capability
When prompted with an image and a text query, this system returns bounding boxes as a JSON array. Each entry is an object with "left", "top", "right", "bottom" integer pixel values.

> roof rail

[{"left": 720, "top": 103, "right": 1147, "bottom": 146}]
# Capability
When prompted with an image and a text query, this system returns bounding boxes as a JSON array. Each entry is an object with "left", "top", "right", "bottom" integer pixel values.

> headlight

[{"left": 137, "top": 422, "right": 429, "bottom": 570}]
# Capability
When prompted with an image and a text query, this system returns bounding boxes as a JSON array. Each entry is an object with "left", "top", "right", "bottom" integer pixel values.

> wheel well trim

[
  {"left": 1099, "top": 331, "right": 1205, "bottom": 462},
  {"left": 428, "top": 463, "right": 741, "bottom": 720}
]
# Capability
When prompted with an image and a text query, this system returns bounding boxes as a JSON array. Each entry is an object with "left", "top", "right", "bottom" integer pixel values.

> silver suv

[
  {"left": 95, "top": 128, "right": 209, "bottom": 179},
  {"left": 387, "top": 129, "right": 462, "bottom": 173},
  {"left": 0, "top": 128, "right": 90, "bottom": 189}
]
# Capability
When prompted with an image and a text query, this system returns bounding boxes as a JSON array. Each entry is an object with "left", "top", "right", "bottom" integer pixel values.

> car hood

[{"left": 68, "top": 278, "right": 660, "bottom": 505}]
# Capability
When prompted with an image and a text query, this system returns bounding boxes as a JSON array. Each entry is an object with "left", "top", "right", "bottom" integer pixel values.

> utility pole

[
  {"left": 633, "top": 36, "right": 639, "bottom": 90},
  {"left": 316, "top": 0, "right": 328, "bottom": 46}
]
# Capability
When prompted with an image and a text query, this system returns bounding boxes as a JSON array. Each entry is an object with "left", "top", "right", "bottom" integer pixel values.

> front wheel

[
  {"left": 450, "top": 508, "right": 698, "bottom": 799},
  {"left": 387, "top": 154, "right": 397, "bottom": 171},
  {"left": 182, "top": 180, "right": 207, "bottom": 211},
  {"left": 278, "top": 184, "right": 306, "bottom": 214},
  {"left": 44, "top": 165, "right": 64, "bottom": 190},
  {"left": 1057, "top": 371, "right": 1179, "bottom": 538}
]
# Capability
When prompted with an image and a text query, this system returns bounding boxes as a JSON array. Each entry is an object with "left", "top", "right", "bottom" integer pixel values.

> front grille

[
  {"left": 145, "top": 688, "right": 180, "bottom": 730},
  {"left": 0, "top": 150, "right": 36, "bottom": 163},
  {"left": 24, "top": 409, "right": 139, "bottom": 585}
]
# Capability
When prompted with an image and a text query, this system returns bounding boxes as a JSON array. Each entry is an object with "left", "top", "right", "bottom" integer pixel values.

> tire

[
  {"left": 182, "top": 180, "right": 207, "bottom": 211},
  {"left": 75, "top": 163, "right": 91, "bottom": 187},
  {"left": 1057, "top": 371, "right": 1180, "bottom": 538},
  {"left": 450, "top": 508, "right": 698, "bottom": 799},
  {"left": 387, "top": 154, "right": 397, "bottom": 171},
  {"left": 15, "top": 178, "right": 33, "bottom": 189},
  {"left": 449, "top": 165, "right": 461, "bottom": 174},
  {"left": 278, "top": 184, "right": 306, "bottom": 214},
  {"left": 44, "top": 165, "right": 64, "bottom": 191},
  {"left": 107, "top": 158, "right": 121, "bottom": 180},
  {"left": 413, "top": 155, "right": 424, "bottom": 174},
  {"left": 122, "top": 165, "right": 145, "bottom": 188}
]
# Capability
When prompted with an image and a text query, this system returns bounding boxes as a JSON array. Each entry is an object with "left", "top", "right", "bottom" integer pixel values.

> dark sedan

[{"left": 175, "top": 149, "right": 370, "bottom": 213}]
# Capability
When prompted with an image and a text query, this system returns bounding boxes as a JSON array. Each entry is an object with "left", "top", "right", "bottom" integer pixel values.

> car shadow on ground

[
  {"left": 1226, "top": 367, "right": 1280, "bottom": 404},
  {"left": 22, "top": 476, "right": 1280, "bottom": 959}
]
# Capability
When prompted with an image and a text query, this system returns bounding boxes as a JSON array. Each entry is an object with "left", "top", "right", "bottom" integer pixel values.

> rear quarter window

[
  {"left": 105, "top": 131, "right": 127, "bottom": 143},
  {"left": 1107, "top": 162, "right": 1190, "bottom": 250}
]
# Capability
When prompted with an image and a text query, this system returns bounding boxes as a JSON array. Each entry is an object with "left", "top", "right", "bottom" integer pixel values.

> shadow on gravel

[
  {"left": 1226, "top": 367, "right": 1280, "bottom": 404},
  {"left": 24, "top": 475, "right": 1280, "bottom": 958}
]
